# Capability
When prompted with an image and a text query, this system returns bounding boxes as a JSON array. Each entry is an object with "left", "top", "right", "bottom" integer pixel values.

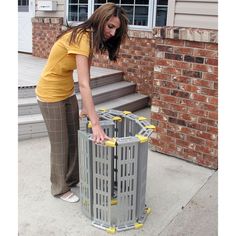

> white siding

[{"left": 167, "top": 0, "right": 218, "bottom": 30}]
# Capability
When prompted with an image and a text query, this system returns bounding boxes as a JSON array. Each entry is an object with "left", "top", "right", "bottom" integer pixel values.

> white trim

[
  {"left": 153, "top": 0, "right": 157, "bottom": 27},
  {"left": 65, "top": 0, "right": 162, "bottom": 30},
  {"left": 147, "top": 0, "right": 154, "bottom": 29},
  {"left": 166, "top": 0, "right": 176, "bottom": 26}
]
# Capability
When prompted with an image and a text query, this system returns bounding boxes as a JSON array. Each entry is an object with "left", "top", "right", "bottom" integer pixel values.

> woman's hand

[
  {"left": 92, "top": 123, "right": 112, "bottom": 144},
  {"left": 79, "top": 108, "right": 88, "bottom": 118}
]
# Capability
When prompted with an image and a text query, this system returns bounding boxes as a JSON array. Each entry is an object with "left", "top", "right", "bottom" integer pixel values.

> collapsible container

[{"left": 78, "top": 109, "right": 155, "bottom": 233}]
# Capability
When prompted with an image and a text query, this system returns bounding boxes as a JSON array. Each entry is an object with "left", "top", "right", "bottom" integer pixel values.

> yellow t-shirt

[{"left": 35, "top": 30, "right": 90, "bottom": 102}]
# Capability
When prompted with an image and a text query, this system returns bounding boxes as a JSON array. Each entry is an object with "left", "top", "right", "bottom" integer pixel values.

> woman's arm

[{"left": 76, "top": 54, "right": 110, "bottom": 143}]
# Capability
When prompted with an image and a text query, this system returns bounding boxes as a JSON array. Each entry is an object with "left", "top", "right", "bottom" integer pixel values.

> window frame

[
  {"left": 153, "top": 0, "right": 169, "bottom": 27},
  {"left": 66, "top": 0, "right": 168, "bottom": 29}
]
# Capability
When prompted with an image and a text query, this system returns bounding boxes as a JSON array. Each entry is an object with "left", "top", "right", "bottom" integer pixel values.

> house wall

[
  {"left": 93, "top": 27, "right": 218, "bottom": 169},
  {"left": 168, "top": 0, "right": 218, "bottom": 29},
  {"left": 32, "top": 0, "right": 218, "bottom": 169},
  {"left": 32, "top": 17, "right": 63, "bottom": 58},
  {"left": 35, "top": 0, "right": 65, "bottom": 18},
  {"left": 31, "top": 18, "right": 218, "bottom": 169}
]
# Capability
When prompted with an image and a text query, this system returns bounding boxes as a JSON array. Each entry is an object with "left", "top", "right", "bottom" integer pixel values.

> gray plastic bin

[{"left": 78, "top": 109, "right": 155, "bottom": 233}]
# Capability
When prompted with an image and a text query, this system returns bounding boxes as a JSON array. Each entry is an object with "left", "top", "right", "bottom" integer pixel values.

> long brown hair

[{"left": 58, "top": 3, "right": 128, "bottom": 61}]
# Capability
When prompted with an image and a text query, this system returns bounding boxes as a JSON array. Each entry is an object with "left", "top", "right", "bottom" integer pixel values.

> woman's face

[{"left": 103, "top": 16, "right": 121, "bottom": 41}]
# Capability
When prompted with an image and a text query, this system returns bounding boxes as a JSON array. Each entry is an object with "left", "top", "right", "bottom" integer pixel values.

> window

[
  {"left": 67, "top": 0, "right": 168, "bottom": 29},
  {"left": 155, "top": 0, "right": 168, "bottom": 26},
  {"left": 68, "top": 0, "right": 89, "bottom": 22},
  {"left": 18, "top": 0, "right": 29, "bottom": 12}
]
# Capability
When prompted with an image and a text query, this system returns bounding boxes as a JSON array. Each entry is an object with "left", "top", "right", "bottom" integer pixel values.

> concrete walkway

[{"left": 18, "top": 108, "right": 217, "bottom": 236}]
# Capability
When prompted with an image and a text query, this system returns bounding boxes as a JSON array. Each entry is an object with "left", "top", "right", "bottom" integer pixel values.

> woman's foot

[{"left": 59, "top": 191, "right": 79, "bottom": 203}]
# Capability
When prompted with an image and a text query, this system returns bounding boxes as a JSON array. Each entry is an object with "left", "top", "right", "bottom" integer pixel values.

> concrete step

[
  {"left": 18, "top": 93, "right": 149, "bottom": 140},
  {"left": 18, "top": 71, "right": 123, "bottom": 98},
  {"left": 18, "top": 81, "right": 136, "bottom": 116}
]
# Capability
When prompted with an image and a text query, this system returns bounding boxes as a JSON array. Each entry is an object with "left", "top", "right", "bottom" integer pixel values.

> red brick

[
  {"left": 190, "top": 93, "right": 208, "bottom": 103},
  {"left": 200, "top": 103, "right": 217, "bottom": 112},
  {"left": 184, "top": 148, "right": 203, "bottom": 159},
  {"left": 172, "top": 61, "right": 191, "bottom": 69},
  {"left": 183, "top": 70, "right": 202, "bottom": 78},
  {"left": 150, "top": 137, "right": 164, "bottom": 146},
  {"left": 172, "top": 76, "right": 191, "bottom": 84},
  {"left": 206, "top": 43, "right": 218, "bottom": 50},
  {"left": 167, "top": 130, "right": 185, "bottom": 140},
  {"left": 187, "top": 122, "right": 207, "bottom": 131},
  {"left": 155, "top": 45, "right": 173, "bottom": 52},
  {"left": 160, "top": 80, "right": 177, "bottom": 89},
  {"left": 151, "top": 113, "right": 167, "bottom": 122},
  {"left": 208, "top": 111, "right": 218, "bottom": 120},
  {"left": 200, "top": 87, "right": 218, "bottom": 96},
  {"left": 169, "top": 103, "right": 187, "bottom": 112},
  {"left": 174, "top": 47, "right": 194, "bottom": 55},
  {"left": 188, "top": 108, "right": 206, "bottom": 116},
  {"left": 208, "top": 97, "right": 218, "bottom": 105},
  {"left": 207, "top": 126, "right": 218, "bottom": 135},
  {"left": 186, "top": 41, "right": 205, "bottom": 49},
  {"left": 180, "top": 99, "right": 201, "bottom": 108},
  {"left": 206, "top": 140, "right": 218, "bottom": 149},
  {"left": 181, "top": 84, "right": 200, "bottom": 93},
  {"left": 171, "top": 90, "right": 190, "bottom": 98},
  {"left": 192, "top": 79, "right": 212, "bottom": 88},
  {"left": 162, "top": 95, "right": 179, "bottom": 104},
  {"left": 154, "top": 72, "right": 171, "bottom": 80},
  {"left": 165, "top": 39, "right": 185, "bottom": 46},
  {"left": 187, "top": 135, "right": 205, "bottom": 145},
  {"left": 196, "top": 131, "right": 217, "bottom": 141},
  {"left": 162, "top": 108, "right": 178, "bottom": 117},
  {"left": 155, "top": 59, "right": 172, "bottom": 66},
  {"left": 192, "top": 64, "right": 214, "bottom": 73},
  {"left": 180, "top": 126, "right": 197, "bottom": 135},
  {"left": 176, "top": 139, "right": 189, "bottom": 147},
  {"left": 203, "top": 72, "right": 217, "bottom": 82},
  {"left": 162, "top": 67, "right": 182, "bottom": 75},
  {"left": 195, "top": 145, "right": 212, "bottom": 154},
  {"left": 194, "top": 49, "right": 217, "bottom": 57},
  {"left": 205, "top": 58, "right": 218, "bottom": 66},
  {"left": 169, "top": 117, "right": 186, "bottom": 126},
  {"left": 198, "top": 117, "right": 217, "bottom": 127},
  {"left": 179, "top": 113, "right": 197, "bottom": 122},
  {"left": 159, "top": 134, "right": 175, "bottom": 143},
  {"left": 164, "top": 143, "right": 177, "bottom": 155}
]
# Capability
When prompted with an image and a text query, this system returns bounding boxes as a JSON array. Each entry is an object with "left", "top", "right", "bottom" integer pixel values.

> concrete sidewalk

[{"left": 18, "top": 108, "right": 217, "bottom": 236}]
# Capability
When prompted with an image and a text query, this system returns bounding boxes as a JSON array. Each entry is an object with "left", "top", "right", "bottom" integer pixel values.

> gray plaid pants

[{"left": 38, "top": 95, "right": 80, "bottom": 196}]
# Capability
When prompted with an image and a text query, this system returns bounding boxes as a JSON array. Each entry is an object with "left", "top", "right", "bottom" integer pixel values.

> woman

[{"left": 35, "top": 3, "right": 128, "bottom": 202}]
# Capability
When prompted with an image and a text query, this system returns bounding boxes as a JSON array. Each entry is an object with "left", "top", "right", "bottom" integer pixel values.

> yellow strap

[
  {"left": 99, "top": 108, "right": 108, "bottom": 112},
  {"left": 123, "top": 111, "right": 132, "bottom": 115},
  {"left": 145, "top": 125, "right": 156, "bottom": 130},
  {"left": 135, "top": 134, "right": 148, "bottom": 143},
  {"left": 134, "top": 223, "right": 143, "bottom": 229},
  {"left": 106, "top": 227, "right": 116, "bottom": 234},
  {"left": 112, "top": 116, "right": 122, "bottom": 122},
  {"left": 137, "top": 116, "right": 147, "bottom": 121},
  {"left": 105, "top": 138, "right": 117, "bottom": 147},
  {"left": 111, "top": 199, "right": 118, "bottom": 205},
  {"left": 145, "top": 207, "right": 152, "bottom": 214},
  {"left": 87, "top": 121, "right": 92, "bottom": 128}
]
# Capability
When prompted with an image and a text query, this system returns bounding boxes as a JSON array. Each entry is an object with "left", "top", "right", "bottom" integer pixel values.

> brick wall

[
  {"left": 31, "top": 19, "right": 218, "bottom": 169},
  {"left": 32, "top": 17, "right": 63, "bottom": 58},
  {"left": 92, "top": 31, "right": 155, "bottom": 96},
  {"left": 94, "top": 28, "right": 218, "bottom": 169},
  {"left": 151, "top": 36, "right": 218, "bottom": 169}
]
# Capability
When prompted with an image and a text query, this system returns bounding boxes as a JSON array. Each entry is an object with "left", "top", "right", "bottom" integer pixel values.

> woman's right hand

[{"left": 92, "top": 123, "right": 112, "bottom": 144}]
